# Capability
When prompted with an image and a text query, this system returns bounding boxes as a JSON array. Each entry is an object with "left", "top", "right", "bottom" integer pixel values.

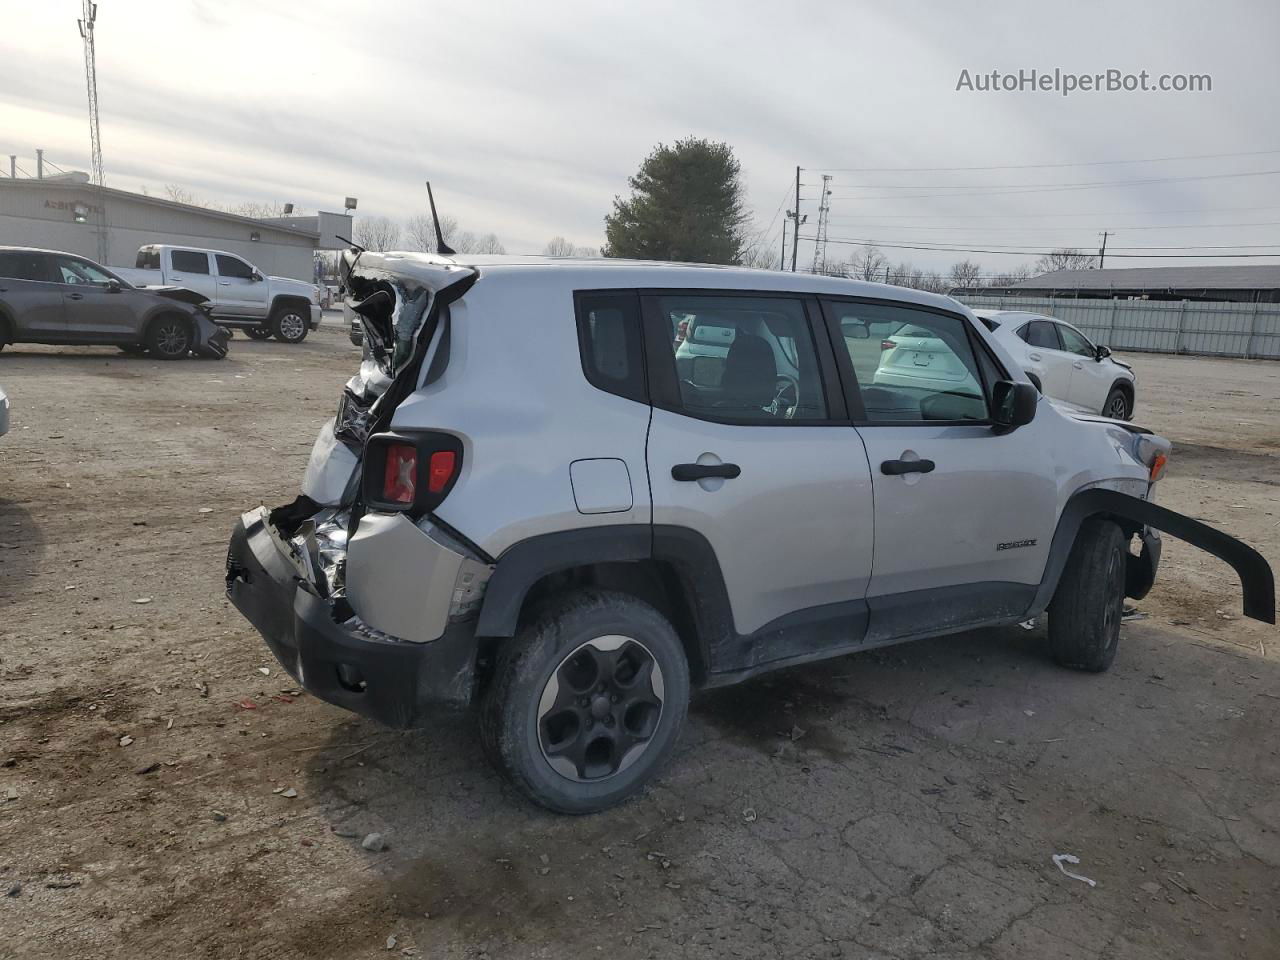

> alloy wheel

[
  {"left": 278, "top": 312, "right": 306, "bottom": 341},
  {"left": 536, "top": 635, "right": 665, "bottom": 782},
  {"left": 1107, "top": 394, "right": 1128, "bottom": 419},
  {"left": 155, "top": 322, "right": 190, "bottom": 357}
]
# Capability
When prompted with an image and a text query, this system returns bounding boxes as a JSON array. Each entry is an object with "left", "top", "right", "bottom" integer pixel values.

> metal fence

[{"left": 959, "top": 296, "right": 1280, "bottom": 360}]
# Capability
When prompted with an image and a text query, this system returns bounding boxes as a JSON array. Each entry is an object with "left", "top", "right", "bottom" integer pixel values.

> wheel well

[
  {"left": 271, "top": 296, "right": 311, "bottom": 317},
  {"left": 499, "top": 559, "right": 708, "bottom": 684},
  {"left": 1111, "top": 379, "right": 1134, "bottom": 401},
  {"left": 0, "top": 310, "right": 12, "bottom": 344},
  {"left": 1026, "top": 371, "right": 1043, "bottom": 392}
]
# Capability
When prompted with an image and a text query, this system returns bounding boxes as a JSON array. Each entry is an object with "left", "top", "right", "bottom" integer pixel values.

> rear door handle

[
  {"left": 219, "top": 281, "right": 231, "bottom": 286},
  {"left": 881, "top": 458, "right": 935, "bottom": 476},
  {"left": 672, "top": 462, "right": 741, "bottom": 481},
  {"left": 67, "top": 292, "right": 84, "bottom": 300}
]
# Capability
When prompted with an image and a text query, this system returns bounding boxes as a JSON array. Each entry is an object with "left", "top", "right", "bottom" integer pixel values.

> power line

[
  {"left": 824, "top": 203, "right": 1280, "bottom": 221},
  {"left": 827, "top": 168, "right": 1280, "bottom": 201},
  {"left": 820, "top": 219, "right": 1280, "bottom": 234},
  {"left": 808, "top": 147, "right": 1280, "bottom": 173},
  {"left": 799, "top": 235, "right": 1280, "bottom": 259}
]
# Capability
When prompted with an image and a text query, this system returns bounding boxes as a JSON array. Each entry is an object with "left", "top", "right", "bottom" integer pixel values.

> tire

[
  {"left": 1103, "top": 386, "right": 1132, "bottom": 420},
  {"left": 117, "top": 344, "right": 147, "bottom": 355},
  {"left": 245, "top": 326, "right": 272, "bottom": 341},
  {"left": 348, "top": 320, "right": 363, "bottom": 347},
  {"left": 145, "top": 315, "right": 193, "bottom": 360},
  {"left": 480, "top": 589, "right": 690, "bottom": 814},
  {"left": 270, "top": 304, "right": 309, "bottom": 343},
  {"left": 1048, "top": 518, "right": 1127, "bottom": 672}
]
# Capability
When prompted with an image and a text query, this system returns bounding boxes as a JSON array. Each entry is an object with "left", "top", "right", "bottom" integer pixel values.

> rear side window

[
  {"left": 215, "top": 255, "right": 254, "bottom": 279},
  {"left": 135, "top": 248, "right": 160, "bottom": 270},
  {"left": 574, "top": 292, "right": 646, "bottom": 403},
  {"left": 1019, "top": 320, "right": 1060, "bottom": 350},
  {"left": 0, "top": 251, "right": 52, "bottom": 282},
  {"left": 650, "top": 294, "right": 828, "bottom": 423},
  {"left": 170, "top": 250, "right": 210, "bottom": 274}
]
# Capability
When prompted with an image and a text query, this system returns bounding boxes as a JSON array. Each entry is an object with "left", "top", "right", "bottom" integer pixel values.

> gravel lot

[{"left": 1, "top": 324, "right": 1277, "bottom": 959}]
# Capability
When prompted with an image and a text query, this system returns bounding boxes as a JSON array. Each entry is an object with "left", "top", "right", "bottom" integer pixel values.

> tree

[
  {"left": 988, "top": 264, "right": 1036, "bottom": 287},
  {"left": 1034, "top": 248, "right": 1097, "bottom": 273},
  {"left": 948, "top": 259, "right": 984, "bottom": 288},
  {"left": 354, "top": 216, "right": 401, "bottom": 252},
  {"left": 604, "top": 137, "right": 749, "bottom": 264},
  {"left": 542, "top": 236, "right": 598, "bottom": 258},
  {"left": 163, "top": 183, "right": 197, "bottom": 205},
  {"left": 849, "top": 245, "right": 887, "bottom": 282}
]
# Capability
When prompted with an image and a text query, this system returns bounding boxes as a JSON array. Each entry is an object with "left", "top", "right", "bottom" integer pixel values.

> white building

[{"left": 0, "top": 174, "right": 351, "bottom": 281}]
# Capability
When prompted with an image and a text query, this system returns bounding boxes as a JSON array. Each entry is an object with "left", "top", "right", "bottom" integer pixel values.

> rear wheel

[
  {"left": 245, "top": 326, "right": 272, "bottom": 341},
  {"left": 480, "top": 589, "right": 690, "bottom": 814},
  {"left": 1104, "top": 387, "right": 1132, "bottom": 420},
  {"left": 1048, "top": 518, "right": 1127, "bottom": 672},
  {"left": 270, "top": 304, "right": 309, "bottom": 343},
  {"left": 145, "top": 316, "right": 192, "bottom": 360}
]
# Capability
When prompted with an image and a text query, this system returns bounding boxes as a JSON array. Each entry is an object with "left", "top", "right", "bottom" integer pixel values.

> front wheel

[
  {"left": 145, "top": 316, "right": 192, "bottom": 360},
  {"left": 480, "top": 589, "right": 690, "bottom": 814},
  {"left": 1048, "top": 518, "right": 1127, "bottom": 672},
  {"left": 1103, "top": 387, "right": 1132, "bottom": 420},
  {"left": 270, "top": 305, "right": 309, "bottom": 344}
]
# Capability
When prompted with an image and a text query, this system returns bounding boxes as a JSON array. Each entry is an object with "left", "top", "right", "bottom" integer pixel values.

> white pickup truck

[{"left": 114, "top": 245, "right": 321, "bottom": 343}]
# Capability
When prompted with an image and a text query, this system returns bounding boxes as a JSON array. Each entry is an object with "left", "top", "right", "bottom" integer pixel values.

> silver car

[
  {"left": 227, "top": 253, "right": 1274, "bottom": 814},
  {"left": 0, "top": 247, "right": 228, "bottom": 359}
]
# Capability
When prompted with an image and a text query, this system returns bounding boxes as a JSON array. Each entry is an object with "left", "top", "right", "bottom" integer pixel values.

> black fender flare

[
  {"left": 269, "top": 295, "right": 313, "bottom": 320},
  {"left": 1031, "top": 489, "right": 1274, "bottom": 624}
]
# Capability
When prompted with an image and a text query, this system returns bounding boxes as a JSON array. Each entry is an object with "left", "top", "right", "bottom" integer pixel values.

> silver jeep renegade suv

[{"left": 226, "top": 251, "right": 1274, "bottom": 814}]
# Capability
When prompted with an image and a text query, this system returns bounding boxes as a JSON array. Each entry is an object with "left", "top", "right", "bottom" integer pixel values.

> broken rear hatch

[{"left": 300, "top": 250, "right": 477, "bottom": 507}]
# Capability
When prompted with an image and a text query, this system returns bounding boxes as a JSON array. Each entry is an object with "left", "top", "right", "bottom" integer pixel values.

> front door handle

[
  {"left": 1028, "top": 352, "right": 1042, "bottom": 361},
  {"left": 1072, "top": 361, "right": 1084, "bottom": 369},
  {"left": 219, "top": 281, "right": 231, "bottom": 286},
  {"left": 672, "top": 462, "right": 741, "bottom": 482},
  {"left": 881, "top": 458, "right": 935, "bottom": 476},
  {"left": 67, "top": 292, "right": 85, "bottom": 300}
]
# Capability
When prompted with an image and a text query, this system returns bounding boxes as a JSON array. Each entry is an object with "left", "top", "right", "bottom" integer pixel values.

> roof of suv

[{"left": 360, "top": 251, "right": 971, "bottom": 315}]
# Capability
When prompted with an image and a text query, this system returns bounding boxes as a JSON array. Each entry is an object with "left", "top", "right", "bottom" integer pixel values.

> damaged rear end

[{"left": 225, "top": 251, "right": 491, "bottom": 727}]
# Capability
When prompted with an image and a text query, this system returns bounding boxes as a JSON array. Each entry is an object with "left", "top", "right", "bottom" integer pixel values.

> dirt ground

[{"left": 1, "top": 324, "right": 1277, "bottom": 960}]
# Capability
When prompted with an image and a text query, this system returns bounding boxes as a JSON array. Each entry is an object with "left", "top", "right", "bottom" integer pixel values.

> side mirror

[
  {"left": 991, "top": 380, "right": 1038, "bottom": 430},
  {"left": 105, "top": 278, "right": 121, "bottom": 293},
  {"left": 842, "top": 321, "right": 870, "bottom": 340},
  {"left": 252, "top": 270, "right": 264, "bottom": 282},
  {"left": 1095, "top": 344, "right": 1112, "bottom": 360}
]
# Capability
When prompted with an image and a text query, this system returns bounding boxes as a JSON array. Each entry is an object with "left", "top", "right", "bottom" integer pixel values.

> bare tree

[
  {"left": 948, "top": 259, "right": 984, "bottom": 288},
  {"left": 228, "top": 200, "right": 288, "bottom": 220},
  {"left": 1033, "top": 248, "right": 1097, "bottom": 273},
  {"left": 354, "top": 216, "right": 402, "bottom": 252},
  {"left": 850, "top": 245, "right": 887, "bottom": 282},
  {"left": 543, "top": 236, "right": 576, "bottom": 257},
  {"left": 988, "top": 264, "right": 1036, "bottom": 287},
  {"left": 163, "top": 183, "right": 197, "bottom": 205}
]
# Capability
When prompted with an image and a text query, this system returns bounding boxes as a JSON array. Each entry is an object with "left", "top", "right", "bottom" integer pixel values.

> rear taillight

[
  {"left": 427, "top": 450, "right": 456, "bottom": 494},
  {"left": 382, "top": 443, "right": 417, "bottom": 505},
  {"left": 881, "top": 339, "right": 897, "bottom": 351},
  {"left": 363, "top": 432, "right": 463, "bottom": 513}
]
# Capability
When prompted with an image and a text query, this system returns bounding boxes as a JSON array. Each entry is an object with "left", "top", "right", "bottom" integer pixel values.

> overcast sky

[{"left": 4, "top": 0, "right": 1279, "bottom": 273}]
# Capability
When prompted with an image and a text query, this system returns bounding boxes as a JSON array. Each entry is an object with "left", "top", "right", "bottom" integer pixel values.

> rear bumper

[{"left": 225, "top": 509, "right": 478, "bottom": 728}]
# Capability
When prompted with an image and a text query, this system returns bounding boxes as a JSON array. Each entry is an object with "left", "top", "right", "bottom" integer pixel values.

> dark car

[{"left": 0, "top": 247, "right": 228, "bottom": 359}]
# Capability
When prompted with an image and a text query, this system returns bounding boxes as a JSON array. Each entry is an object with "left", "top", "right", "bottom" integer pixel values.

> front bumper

[
  {"left": 225, "top": 509, "right": 478, "bottom": 728},
  {"left": 309, "top": 304, "right": 323, "bottom": 330}
]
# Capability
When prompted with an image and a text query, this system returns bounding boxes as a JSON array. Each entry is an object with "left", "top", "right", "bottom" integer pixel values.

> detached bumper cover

[{"left": 225, "top": 510, "right": 477, "bottom": 728}]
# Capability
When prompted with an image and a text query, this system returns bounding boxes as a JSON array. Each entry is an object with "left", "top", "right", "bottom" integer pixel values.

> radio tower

[
  {"left": 78, "top": 1, "right": 108, "bottom": 262},
  {"left": 811, "top": 174, "right": 832, "bottom": 274}
]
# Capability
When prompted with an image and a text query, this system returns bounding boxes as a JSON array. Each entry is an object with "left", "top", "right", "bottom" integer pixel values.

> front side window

[
  {"left": 53, "top": 256, "right": 115, "bottom": 286},
  {"left": 655, "top": 295, "right": 827, "bottom": 422},
  {"left": 1056, "top": 324, "right": 1096, "bottom": 357},
  {"left": 170, "top": 250, "right": 210, "bottom": 274},
  {"left": 215, "top": 255, "right": 254, "bottom": 280},
  {"left": 827, "top": 300, "right": 989, "bottom": 422}
]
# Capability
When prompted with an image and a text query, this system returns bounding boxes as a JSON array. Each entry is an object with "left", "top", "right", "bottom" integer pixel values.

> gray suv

[
  {"left": 0, "top": 247, "right": 228, "bottom": 359},
  {"left": 227, "top": 251, "right": 1274, "bottom": 813}
]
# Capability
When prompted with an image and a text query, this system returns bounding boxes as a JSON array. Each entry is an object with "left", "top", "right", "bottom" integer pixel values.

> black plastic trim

[{"left": 1031, "top": 489, "right": 1274, "bottom": 624}]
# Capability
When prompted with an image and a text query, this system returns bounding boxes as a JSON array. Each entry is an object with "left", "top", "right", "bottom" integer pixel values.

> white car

[{"left": 974, "top": 310, "right": 1135, "bottom": 420}]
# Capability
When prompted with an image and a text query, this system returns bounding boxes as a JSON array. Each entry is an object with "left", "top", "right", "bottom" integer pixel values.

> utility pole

[
  {"left": 1097, "top": 230, "right": 1110, "bottom": 269},
  {"left": 779, "top": 219, "right": 787, "bottom": 271},
  {"left": 78, "top": 1, "right": 109, "bottom": 262},
  {"left": 787, "top": 166, "right": 804, "bottom": 272},
  {"left": 811, "top": 174, "right": 832, "bottom": 274}
]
